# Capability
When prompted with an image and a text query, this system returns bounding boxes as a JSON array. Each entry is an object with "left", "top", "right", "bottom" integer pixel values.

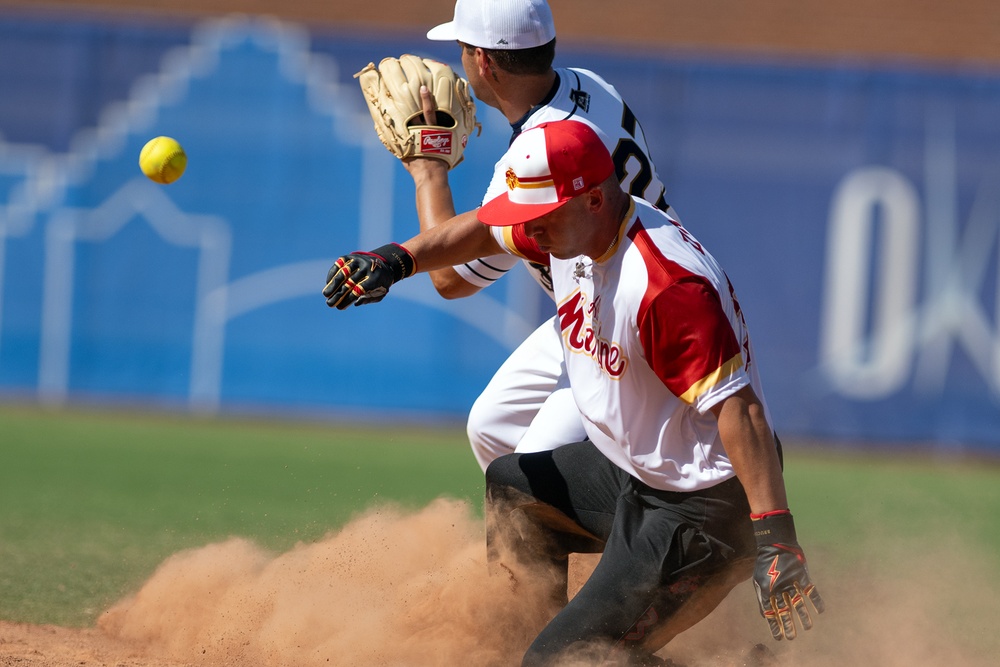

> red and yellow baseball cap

[{"left": 477, "top": 120, "right": 613, "bottom": 227}]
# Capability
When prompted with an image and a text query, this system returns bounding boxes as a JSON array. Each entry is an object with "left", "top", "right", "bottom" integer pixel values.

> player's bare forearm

[
  {"left": 405, "top": 157, "right": 456, "bottom": 229},
  {"left": 402, "top": 85, "right": 483, "bottom": 299},
  {"left": 711, "top": 385, "right": 788, "bottom": 514},
  {"left": 401, "top": 209, "right": 503, "bottom": 275},
  {"left": 715, "top": 389, "right": 825, "bottom": 640},
  {"left": 404, "top": 159, "right": 483, "bottom": 298}
]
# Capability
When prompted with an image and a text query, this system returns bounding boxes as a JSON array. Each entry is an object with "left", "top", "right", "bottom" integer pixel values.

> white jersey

[
  {"left": 456, "top": 67, "right": 669, "bottom": 297},
  {"left": 490, "top": 198, "right": 774, "bottom": 492}
]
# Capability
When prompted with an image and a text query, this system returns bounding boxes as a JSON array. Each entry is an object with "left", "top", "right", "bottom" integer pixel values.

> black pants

[{"left": 485, "top": 440, "right": 756, "bottom": 666}]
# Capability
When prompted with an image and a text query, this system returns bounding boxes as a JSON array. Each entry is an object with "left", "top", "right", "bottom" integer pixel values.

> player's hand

[
  {"left": 323, "top": 243, "right": 416, "bottom": 309},
  {"left": 402, "top": 86, "right": 450, "bottom": 180},
  {"left": 751, "top": 510, "right": 825, "bottom": 640},
  {"left": 419, "top": 84, "right": 438, "bottom": 125}
]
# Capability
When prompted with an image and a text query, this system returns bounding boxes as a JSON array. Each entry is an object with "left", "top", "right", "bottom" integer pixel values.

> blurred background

[{"left": 1, "top": 0, "right": 999, "bottom": 455}]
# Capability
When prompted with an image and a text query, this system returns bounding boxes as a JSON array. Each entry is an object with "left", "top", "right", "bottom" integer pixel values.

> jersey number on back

[{"left": 612, "top": 104, "right": 668, "bottom": 210}]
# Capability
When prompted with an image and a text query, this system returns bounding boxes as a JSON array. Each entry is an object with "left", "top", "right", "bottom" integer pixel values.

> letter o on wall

[{"left": 820, "top": 167, "right": 921, "bottom": 399}]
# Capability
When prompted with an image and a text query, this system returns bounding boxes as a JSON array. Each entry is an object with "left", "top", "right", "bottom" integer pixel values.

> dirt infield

[
  {"left": 2, "top": 499, "right": 998, "bottom": 667},
  {"left": 0, "top": 621, "right": 181, "bottom": 667},
  {"left": 0, "top": 501, "right": 746, "bottom": 667},
  {"left": 0, "top": 500, "right": 763, "bottom": 667}
]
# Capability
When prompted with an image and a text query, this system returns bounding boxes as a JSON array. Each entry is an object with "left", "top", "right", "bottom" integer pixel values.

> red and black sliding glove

[
  {"left": 323, "top": 243, "right": 416, "bottom": 310},
  {"left": 752, "top": 510, "right": 825, "bottom": 640}
]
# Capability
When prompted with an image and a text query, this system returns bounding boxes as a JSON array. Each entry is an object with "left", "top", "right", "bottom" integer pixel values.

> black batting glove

[
  {"left": 751, "top": 510, "right": 825, "bottom": 641},
  {"left": 323, "top": 243, "right": 416, "bottom": 310}
]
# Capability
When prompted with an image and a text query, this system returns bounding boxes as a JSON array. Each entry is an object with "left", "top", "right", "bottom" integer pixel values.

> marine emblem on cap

[{"left": 505, "top": 167, "right": 519, "bottom": 191}]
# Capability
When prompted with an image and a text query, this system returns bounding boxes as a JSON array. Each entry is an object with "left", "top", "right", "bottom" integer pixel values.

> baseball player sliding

[
  {"left": 354, "top": 0, "right": 670, "bottom": 472},
  {"left": 322, "top": 120, "right": 824, "bottom": 665}
]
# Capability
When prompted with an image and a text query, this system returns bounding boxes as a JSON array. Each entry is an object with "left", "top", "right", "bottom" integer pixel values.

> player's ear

[
  {"left": 584, "top": 185, "right": 606, "bottom": 213},
  {"left": 476, "top": 48, "right": 495, "bottom": 78}
]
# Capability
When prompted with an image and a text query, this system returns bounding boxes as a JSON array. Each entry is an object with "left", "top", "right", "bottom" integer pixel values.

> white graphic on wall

[
  {"left": 820, "top": 105, "right": 1000, "bottom": 401},
  {"left": 0, "top": 15, "right": 535, "bottom": 412}
]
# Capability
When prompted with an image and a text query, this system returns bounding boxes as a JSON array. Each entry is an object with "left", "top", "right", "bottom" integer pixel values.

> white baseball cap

[{"left": 426, "top": 0, "right": 556, "bottom": 50}]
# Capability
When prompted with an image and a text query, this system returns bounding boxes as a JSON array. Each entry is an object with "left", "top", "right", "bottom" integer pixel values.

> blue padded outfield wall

[{"left": 2, "top": 12, "right": 999, "bottom": 453}]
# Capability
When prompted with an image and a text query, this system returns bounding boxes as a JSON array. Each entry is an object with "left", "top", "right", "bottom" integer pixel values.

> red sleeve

[
  {"left": 637, "top": 277, "right": 743, "bottom": 404},
  {"left": 628, "top": 220, "right": 744, "bottom": 404},
  {"left": 492, "top": 222, "right": 550, "bottom": 266}
]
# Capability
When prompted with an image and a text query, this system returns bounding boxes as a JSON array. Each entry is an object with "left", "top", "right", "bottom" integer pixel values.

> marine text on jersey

[{"left": 557, "top": 290, "right": 628, "bottom": 378}]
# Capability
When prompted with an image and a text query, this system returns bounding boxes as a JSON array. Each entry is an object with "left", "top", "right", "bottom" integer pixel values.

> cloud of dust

[
  {"left": 98, "top": 498, "right": 1000, "bottom": 667},
  {"left": 665, "top": 538, "right": 1000, "bottom": 667},
  {"left": 98, "top": 498, "right": 556, "bottom": 667}
]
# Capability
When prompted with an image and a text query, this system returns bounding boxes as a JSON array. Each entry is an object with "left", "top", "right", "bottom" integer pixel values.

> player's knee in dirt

[
  {"left": 484, "top": 462, "right": 559, "bottom": 568},
  {"left": 484, "top": 453, "right": 519, "bottom": 493}
]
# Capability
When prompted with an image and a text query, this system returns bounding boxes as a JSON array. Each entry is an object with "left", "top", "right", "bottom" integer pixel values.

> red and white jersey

[
  {"left": 489, "top": 198, "right": 773, "bottom": 492},
  {"left": 456, "top": 67, "right": 669, "bottom": 297}
]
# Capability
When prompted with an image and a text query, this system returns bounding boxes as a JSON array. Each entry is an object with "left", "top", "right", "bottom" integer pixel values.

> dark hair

[{"left": 461, "top": 38, "right": 556, "bottom": 75}]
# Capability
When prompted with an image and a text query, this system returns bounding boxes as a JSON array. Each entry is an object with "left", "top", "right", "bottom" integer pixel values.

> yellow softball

[{"left": 139, "top": 136, "right": 187, "bottom": 184}]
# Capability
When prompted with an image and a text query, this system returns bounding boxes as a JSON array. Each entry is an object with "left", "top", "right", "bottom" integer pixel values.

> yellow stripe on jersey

[
  {"left": 678, "top": 352, "right": 744, "bottom": 404},
  {"left": 501, "top": 225, "right": 521, "bottom": 257}
]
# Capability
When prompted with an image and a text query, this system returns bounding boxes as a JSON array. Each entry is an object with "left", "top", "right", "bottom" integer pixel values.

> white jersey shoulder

[{"left": 455, "top": 68, "right": 669, "bottom": 296}]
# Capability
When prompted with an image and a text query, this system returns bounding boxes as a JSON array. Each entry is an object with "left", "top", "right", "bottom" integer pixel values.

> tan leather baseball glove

[{"left": 355, "top": 54, "right": 480, "bottom": 170}]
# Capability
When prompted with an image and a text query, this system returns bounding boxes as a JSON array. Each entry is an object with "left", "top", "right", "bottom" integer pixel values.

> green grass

[
  {"left": 2, "top": 403, "right": 1000, "bottom": 642},
  {"left": 783, "top": 449, "right": 1000, "bottom": 567}
]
